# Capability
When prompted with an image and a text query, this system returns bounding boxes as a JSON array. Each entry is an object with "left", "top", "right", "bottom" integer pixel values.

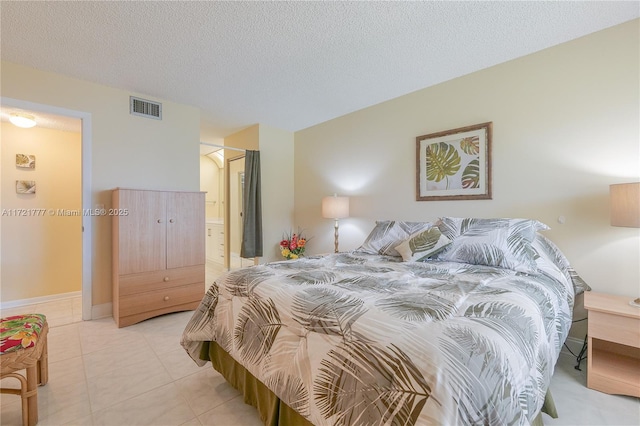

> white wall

[
  {"left": 294, "top": 20, "right": 640, "bottom": 297},
  {"left": 1, "top": 61, "right": 201, "bottom": 306}
]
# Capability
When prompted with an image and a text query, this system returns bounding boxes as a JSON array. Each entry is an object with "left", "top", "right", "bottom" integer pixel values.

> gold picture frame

[{"left": 416, "top": 122, "right": 492, "bottom": 201}]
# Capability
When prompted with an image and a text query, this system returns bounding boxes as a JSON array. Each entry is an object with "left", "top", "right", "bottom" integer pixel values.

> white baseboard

[
  {"left": 0, "top": 291, "right": 81, "bottom": 310},
  {"left": 91, "top": 302, "right": 113, "bottom": 320}
]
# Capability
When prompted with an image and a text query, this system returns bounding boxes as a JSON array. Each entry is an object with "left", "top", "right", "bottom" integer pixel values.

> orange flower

[
  {"left": 9, "top": 330, "right": 37, "bottom": 348},
  {"left": 297, "top": 239, "right": 306, "bottom": 247}
]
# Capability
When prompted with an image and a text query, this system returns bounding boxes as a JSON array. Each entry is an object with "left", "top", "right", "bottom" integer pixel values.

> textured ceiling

[{"left": 1, "top": 1, "right": 638, "bottom": 139}]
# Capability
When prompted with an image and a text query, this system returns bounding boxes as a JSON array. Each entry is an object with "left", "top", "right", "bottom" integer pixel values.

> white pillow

[{"left": 435, "top": 217, "right": 548, "bottom": 273}]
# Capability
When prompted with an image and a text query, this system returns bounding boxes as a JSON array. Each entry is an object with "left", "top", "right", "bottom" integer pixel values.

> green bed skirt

[
  {"left": 200, "top": 341, "right": 556, "bottom": 426},
  {"left": 202, "top": 341, "right": 312, "bottom": 426}
]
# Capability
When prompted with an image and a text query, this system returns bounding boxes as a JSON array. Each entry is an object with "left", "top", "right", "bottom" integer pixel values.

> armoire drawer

[
  {"left": 119, "top": 282, "right": 204, "bottom": 317},
  {"left": 118, "top": 265, "right": 204, "bottom": 296}
]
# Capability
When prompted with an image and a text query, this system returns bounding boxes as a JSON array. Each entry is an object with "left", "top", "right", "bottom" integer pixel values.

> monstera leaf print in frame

[{"left": 416, "top": 122, "right": 492, "bottom": 201}]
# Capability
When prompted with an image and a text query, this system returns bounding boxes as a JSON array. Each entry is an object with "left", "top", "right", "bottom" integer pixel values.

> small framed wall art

[
  {"left": 416, "top": 122, "right": 492, "bottom": 201},
  {"left": 16, "top": 180, "right": 36, "bottom": 194},
  {"left": 16, "top": 154, "right": 36, "bottom": 169}
]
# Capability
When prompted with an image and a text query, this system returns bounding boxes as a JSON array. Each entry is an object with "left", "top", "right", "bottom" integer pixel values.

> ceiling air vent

[{"left": 130, "top": 96, "right": 162, "bottom": 120}]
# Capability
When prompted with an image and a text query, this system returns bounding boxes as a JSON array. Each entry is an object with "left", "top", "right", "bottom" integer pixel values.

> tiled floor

[
  {"left": 1, "top": 295, "right": 83, "bottom": 328},
  {"left": 1, "top": 299, "right": 639, "bottom": 425}
]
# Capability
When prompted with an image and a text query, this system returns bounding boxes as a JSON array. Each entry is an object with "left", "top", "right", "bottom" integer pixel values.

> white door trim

[{"left": 1, "top": 97, "right": 93, "bottom": 320}]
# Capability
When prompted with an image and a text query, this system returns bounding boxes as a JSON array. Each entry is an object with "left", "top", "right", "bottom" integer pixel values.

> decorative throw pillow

[
  {"left": 434, "top": 217, "right": 549, "bottom": 273},
  {"left": 395, "top": 227, "right": 452, "bottom": 262},
  {"left": 356, "top": 221, "right": 433, "bottom": 257}
]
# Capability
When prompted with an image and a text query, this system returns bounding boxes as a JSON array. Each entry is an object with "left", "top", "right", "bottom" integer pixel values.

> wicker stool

[{"left": 0, "top": 314, "right": 49, "bottom": 426}]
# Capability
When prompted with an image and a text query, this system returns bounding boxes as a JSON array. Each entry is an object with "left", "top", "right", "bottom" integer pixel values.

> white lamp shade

[
  {"left": 610, "top": 182, "right": 640, "bottom": 228},
  {"left": 322, "top": 195, "right": 349, "bottom": 219}
]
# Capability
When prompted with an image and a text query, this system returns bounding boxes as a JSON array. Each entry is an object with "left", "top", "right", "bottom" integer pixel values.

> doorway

[
  {"left": 199, "top": 143, "right": 254, "bottom": 285},
  {"left": 0, "top": 97, "right": 92, "bottom": 321}
]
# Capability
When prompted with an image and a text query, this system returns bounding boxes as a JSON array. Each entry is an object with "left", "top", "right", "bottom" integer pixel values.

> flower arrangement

[{"left": 279, "top": 230, "right": 308, "bottom": 260}]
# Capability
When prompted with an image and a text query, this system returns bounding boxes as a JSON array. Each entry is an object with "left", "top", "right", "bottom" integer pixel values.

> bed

[{"left": 182, "top": 217, "right": 588, "bottom": 425}]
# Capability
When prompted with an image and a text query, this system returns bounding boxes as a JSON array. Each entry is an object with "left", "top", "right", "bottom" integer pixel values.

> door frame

[
  {"left": 1, "top": 97, "right": 93, "bottom": 320},
  {"left": 226, "top": 155, "right": 245, "bottom": 270}
]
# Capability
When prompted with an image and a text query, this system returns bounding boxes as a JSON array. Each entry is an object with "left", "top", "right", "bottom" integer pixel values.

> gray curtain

[{"left": 240, "top": 150, "right": 263, "bottom": 258}]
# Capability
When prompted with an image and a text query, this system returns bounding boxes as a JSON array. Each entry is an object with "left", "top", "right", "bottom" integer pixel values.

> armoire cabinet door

[
  {"left": 116, "top": 190, "right": 167, "bottom": 275},
  {"left": 166, "top": 191, "right": 205, "bottom": 269}
]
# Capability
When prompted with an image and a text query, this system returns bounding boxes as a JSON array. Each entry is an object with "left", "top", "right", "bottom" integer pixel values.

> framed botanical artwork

[
  {"left": 416, "top": 122, "right": 492, "bottom": 201},
  {"left": 16, "top": 180, "right": 36, "bottom": 194},
  {"left": 16, "top": 153, "right": 36, "bottom": 168}
]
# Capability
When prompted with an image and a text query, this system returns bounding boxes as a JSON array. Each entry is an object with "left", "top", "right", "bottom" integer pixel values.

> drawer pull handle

[
  {"left": 163, "top": 296, "right": 169, "bottom": 301},
  {"left": 163, "top": 277, "right": 170, "bottom": 282},
  {"left": 169, "top": 219, "right": 175, "bottom": 223},
  {"left": 157, "top": 219, "right": 162, "bottom": 223}
]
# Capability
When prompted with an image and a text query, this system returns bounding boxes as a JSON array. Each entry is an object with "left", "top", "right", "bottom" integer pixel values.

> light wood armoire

[{"left": 112, "top": 188, "right": 205, "bottom": 327}]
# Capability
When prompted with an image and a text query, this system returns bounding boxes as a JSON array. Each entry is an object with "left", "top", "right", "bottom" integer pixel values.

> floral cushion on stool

[{"left": 0, "top": 314, "right": 47, "bottom": 354}]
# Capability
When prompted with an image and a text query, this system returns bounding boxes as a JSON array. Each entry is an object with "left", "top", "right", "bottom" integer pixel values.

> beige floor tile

[
  {"left": 38, "top": 380, "right": 92, "bottom": 424},
  {"left": 138, "top": 312, "right": 194, "bottom": 355},
  {"left": 198, "top": 395, "right": 262, "bottom": 426},
  {"left": 91, "top": 383, "right": 195, "bottom": 426},
  {"left": 38, "top": 399, "right": 93, "bottom": 425},
  {"left": 78, "top": 320, "right": 143, "bottom": 355},
  {"left": 86, "top": 356, "right": 173, "bottom": 412},
  {"left": 157, "top": 347, "right": 205, "bottom": 381},
  {"left": 174, "top": 368, "right": 241, "bottom": 416},
  {"left": 47, "top": 324, "right": 82, "bottom": 364},
  {"left": 48, "top": 355, "right": 86, "bottom": 388},
  {"left": 83, "top": 338, "right": 157, "bottom": 379}
]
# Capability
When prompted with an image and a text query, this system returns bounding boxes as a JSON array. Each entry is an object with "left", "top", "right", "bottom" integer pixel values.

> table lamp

[
  {"left": 610, "top": 182, "right": 640, "bottom": 228},
  {"left": 322, "top": 194, "right": 349, "bottom": 253}
]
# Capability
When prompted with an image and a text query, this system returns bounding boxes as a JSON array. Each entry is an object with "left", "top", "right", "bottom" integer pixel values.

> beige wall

[
  {"left": 223, "top": 124, "right": 295, "bottom": 263},
  {"left": 1, "top": 61, "right": 201, "bottom": 307},
  {"left": 1, "top": 124, "right": 82, "bottom": 300},
  {"left": 294, "top": 20, "right": 640, "bottom": 298},
  {"left": 259, "top": 124, "right": 295, "bottom": 262},
  {"left": 200, "top": 155, "right": 221, "bottom": 218}
]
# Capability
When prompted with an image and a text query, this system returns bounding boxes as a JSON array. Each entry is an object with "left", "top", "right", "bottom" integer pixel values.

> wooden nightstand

[{"left": 584, "top": 292, "right": 640, "bottom": 397}]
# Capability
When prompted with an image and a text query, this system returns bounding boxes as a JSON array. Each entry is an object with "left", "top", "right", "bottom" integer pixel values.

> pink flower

[{"left": 290, "top": 242, "right": 297, "bottom": 250}]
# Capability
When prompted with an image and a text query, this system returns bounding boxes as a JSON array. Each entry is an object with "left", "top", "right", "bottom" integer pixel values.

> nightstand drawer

[{"left": 589, "top": 310, "right": 640, "bottom": 348}]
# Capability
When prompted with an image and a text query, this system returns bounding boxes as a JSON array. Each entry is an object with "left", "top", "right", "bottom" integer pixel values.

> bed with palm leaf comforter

[{"left": 182, "top": 218, "right": 584, "bottom": 425}]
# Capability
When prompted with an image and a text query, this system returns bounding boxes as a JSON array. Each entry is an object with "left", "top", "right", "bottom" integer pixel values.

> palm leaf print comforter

[{"left": 182, "top": 242, "right": 574, "bottom": 425}]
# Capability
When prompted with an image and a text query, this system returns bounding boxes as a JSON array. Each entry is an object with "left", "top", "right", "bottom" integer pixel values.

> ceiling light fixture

[{"left": 9, "top": 113, "right": 37, "bottom": 128}]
